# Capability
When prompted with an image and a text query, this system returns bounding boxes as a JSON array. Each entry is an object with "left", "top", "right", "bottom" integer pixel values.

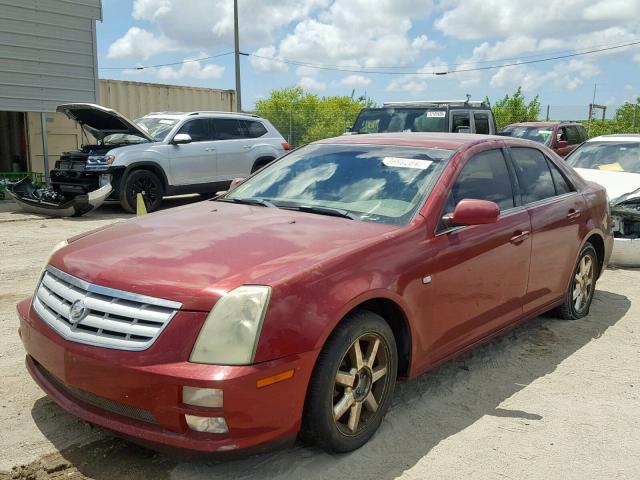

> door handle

[
  {"left": 567, "top": 209, "right": 581, "bottom": 220},
  {"left": 509, "top": 230, "right": 530, "bottom": 245},
  {"left": 205, "top": 147, "right": 216, "bottom": 152},
  {"left": 242, "top": 145, "right": 251, "bottom": 150}
]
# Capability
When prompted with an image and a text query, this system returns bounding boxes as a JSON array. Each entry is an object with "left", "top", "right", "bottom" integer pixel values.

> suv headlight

[
  {"left": 190, "top": 286, "right": 271, "bottom": 365},
  {"left": 87, "top": 154, "right": 116, "bottom": 165}
]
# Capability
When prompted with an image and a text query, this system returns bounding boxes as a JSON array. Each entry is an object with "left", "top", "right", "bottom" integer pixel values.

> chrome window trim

[{"left": 46, "top": 265, "right": 182, "bottom": 310}]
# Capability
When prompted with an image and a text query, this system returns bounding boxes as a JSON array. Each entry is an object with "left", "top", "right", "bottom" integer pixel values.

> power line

[
  {"left": 99, "top": 51, "right": 234, "bottom": 71},
  {"left": 243, "top": 40, "right": 640, "bottom": 76}
]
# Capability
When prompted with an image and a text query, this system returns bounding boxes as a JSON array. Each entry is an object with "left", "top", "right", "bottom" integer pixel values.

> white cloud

[
  {"left": 107, "top": 27, "right": 178, "bottom": 60},
  {"left": 154, "top": 57, "right": 225, "bottom": 81},
  {"left": 249, "top": 46, "right": 288, "bottom": 73},
  {"left": 411, "top": 35, "right": 437, "bottom": 50},
  {"left": 340, "top": 75, "right": 371, "bottom": 87},
  {"left": 298, "top": 76, "right": 326, "bottom": 91}
]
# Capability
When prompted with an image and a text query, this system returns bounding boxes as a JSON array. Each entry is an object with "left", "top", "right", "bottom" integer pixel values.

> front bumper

[
  {"left": 17, "top": 298, "right": 317, "bottom": 454},
  {"left": 8, "top": 182, "right": 113, "bottom": 217},
  {"left": 610, "top": 238, "right": 640, "bottom": 268}
]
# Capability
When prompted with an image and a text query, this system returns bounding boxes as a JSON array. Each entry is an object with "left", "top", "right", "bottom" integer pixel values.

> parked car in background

[
  {"left": 499, "top": 121, "right": 587, "bottom": 157},
  {"left": 46, "top": 104, "right": 290, "bottom": 213},
  {"left": 18, "top": 133, "right": 611, "bottom": 455},
  {"left": 350, "top": 99, "right": 497, "bottom": 135},
  {"left": 566, "top": 134, "right": 640, "bottom": 267}
]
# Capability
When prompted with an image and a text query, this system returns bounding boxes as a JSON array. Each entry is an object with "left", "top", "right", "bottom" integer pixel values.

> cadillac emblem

[{"left": 69, "top": 299, "right": 88, "bottom": 324}]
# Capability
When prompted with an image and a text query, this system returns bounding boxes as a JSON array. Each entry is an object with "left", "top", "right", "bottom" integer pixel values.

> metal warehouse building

[{"left": 0, "top": 0, "right": 235, "bottom": 178}]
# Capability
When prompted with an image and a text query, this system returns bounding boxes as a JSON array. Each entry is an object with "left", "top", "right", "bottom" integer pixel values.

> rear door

[
  {"left": 168, "top": 118, "right": 218, "bottom": 185},
  {"left": 508, "top": 146, "right": 586, "bottom": 313},
  {"left": 212, "top": 118, "right": 254, "bottom": 179},
  {"left": 426, "top": 147, "right": 532, "bottom": 362}
]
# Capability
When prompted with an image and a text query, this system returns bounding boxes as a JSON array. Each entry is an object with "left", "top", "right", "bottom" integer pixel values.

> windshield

[
  {"left": 352, "top": 108, "right": 448, "bottom": 134},
  {"left": 500, "top": 126, "right": 554, "bottom": 145},
  {"left": 135, "top": 117, "right": 180, "bottom": 141},
  {"left": 225, "top": 144, "right": 453, "bottom": 225},
  {"left": 566, "top": 141, "right": 640, "bottom": 174}
]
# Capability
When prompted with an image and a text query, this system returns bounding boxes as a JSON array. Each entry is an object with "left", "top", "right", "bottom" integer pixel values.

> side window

[
  {"left": 451, "top": 111, "right": 470, "bottom": 133},
  {"left": 473, "top": 112, "right": 490, "bottom": 134},
  {"left": 546, "top": 158, "right": 574, "bottom": 195},
  {"left": 577, "top": 125, "right": 588, "bottom": 142},
  {"left": 565, "top": 126, "right": 582, "bottom": 145},
  {"left": 245, "top": 120, "right": 268, "bottom": 138},
  {"left": 441, "top": 149, "right": 515, "bottom": 224},
  {"left": 510, "top": 147, "right": 556, "bottom": 203},
  {"left": 176, "top": 119, "right": 211, "bottom": 142},
  {"left": 213, "top": 118, "right": 247, "bottom": 140}
]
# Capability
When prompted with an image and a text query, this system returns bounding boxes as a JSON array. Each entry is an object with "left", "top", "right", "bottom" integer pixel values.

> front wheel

[
  {"left": 302, "top": 310, "right": 397, "bottom": 453},
  {"left": 119, "top": 169, "right": 164, "bottom": 213},
  {"left": 554, "top": 243, "right": 598, "bottom": 320}
]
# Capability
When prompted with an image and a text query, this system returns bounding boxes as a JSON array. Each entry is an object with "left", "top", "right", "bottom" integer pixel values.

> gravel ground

[{"left": 0, "top": 200, "right": 638, "bottom": 480}]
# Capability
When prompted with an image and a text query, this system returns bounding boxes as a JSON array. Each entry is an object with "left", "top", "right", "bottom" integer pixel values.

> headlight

[
  {"left": 190, "top": 286, "right": 271, "bottom": 365},
  {"left": 87, "top": 154, "right": 116, "bottom": 165}
]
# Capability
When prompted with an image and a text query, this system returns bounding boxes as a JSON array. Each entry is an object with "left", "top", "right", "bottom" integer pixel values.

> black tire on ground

[
  {"left": 250, "top": 157, "right": 275, "bottom": 173},
  {"left": 302, "top": 309, "right": 398, "bottom": 453},
  {"left": 119, "top": 169, "right": 164, "bottom": 213},
  {"left": 554, "top": 242, "right": 598, "bottom": 320}
]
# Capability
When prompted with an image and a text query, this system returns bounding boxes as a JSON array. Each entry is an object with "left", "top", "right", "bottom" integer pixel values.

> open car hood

[
  {"left": 574, "top": 168, "right": 640, "bottom": 204},
  {"left": 56, "top": 103, "right": 153, "bottom": 142}
]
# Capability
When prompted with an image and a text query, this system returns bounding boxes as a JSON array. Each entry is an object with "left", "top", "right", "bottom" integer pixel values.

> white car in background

[{"left": 566, "top": 134, "right": 640, "bottom": 267}]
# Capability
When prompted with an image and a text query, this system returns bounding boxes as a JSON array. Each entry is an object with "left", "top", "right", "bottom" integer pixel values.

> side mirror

[
  {"left": 171, "top": 133, "right": 192, "bottom": 145},
  {"left": 445, "top": 199, "right": 500, "bottom": 227},
  {"left": 229, "top": 177, "right": 246, "bottom": 190},
  {"left": 556, "top": 140, "right": 568, "bottom": 149},
  {"left": 456, "top": 126, "right": 471, "bottom": 134}
]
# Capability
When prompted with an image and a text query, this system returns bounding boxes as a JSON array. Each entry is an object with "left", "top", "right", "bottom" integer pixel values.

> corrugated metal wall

[
  {"left": 27, "top": 80, "right": 236, "bottom": 173},
  {"left": 0, "top": 0, "right": 102, "bottom": 112}
]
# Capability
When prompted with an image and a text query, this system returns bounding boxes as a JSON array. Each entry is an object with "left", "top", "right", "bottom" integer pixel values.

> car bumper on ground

[
  {"left": 610, "top": 237, "right": 640, "bottom": 268},
  {"left": 17, "top": 298, "right": 318, "bottom": 454}
]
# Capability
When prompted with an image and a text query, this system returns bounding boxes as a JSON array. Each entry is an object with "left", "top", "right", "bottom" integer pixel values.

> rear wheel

[
  {"left": 119, "top": 169, "right": 163, "bottom": 213},
  {"left": 251, "top": 157, "right": 275, "bottom": 173},
  {"left": 554, "top": 243, "right": 598, "bottom": 320},
  {"left": 302, "top": 310, "right": 397, "bottom": 453}
]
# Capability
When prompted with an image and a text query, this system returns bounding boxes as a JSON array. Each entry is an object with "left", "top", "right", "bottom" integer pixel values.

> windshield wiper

[
  {"left": 291, "top": 205, "right": 358, "bottom": 220},
  {"left": 216, "top": 197, "right": 278, "bottom": 208}
]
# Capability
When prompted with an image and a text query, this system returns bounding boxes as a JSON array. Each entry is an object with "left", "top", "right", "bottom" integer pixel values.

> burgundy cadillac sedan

[{"left": 17, "top": 133, "right": 612, "bottom": 454}]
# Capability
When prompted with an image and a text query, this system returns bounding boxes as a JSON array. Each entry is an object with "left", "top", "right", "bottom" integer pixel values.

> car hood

[
  {"left": 574, "top": 168, "right": 640, "bottom": 203},
  {"left": 56, "top": 103, "right": 153, "bottom": 142},
  {"left": 51, "top": 201, "right": 398, "bottom": 311}
]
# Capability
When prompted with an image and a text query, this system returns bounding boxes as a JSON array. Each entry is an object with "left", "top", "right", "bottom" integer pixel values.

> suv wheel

[
  {"left": 119, "top": 169, "right": 164, "bottom": 213},
  {"left": 251, "top": 157, "right": 275, "bottom": 173}
]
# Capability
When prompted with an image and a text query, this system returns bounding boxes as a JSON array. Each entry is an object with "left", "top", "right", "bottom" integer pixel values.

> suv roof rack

[
  {"left": 382, "top": 99, "right": 490, "bottom": 108},
  {"left": 187, "top": 111, "right": 260, "bottom": 118}
]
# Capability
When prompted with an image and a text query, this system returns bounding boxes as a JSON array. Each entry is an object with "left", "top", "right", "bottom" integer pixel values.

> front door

[
  {"left": 212, "top": 118, "right": 254, "bottom": 180},
  {"left": 425, "top": 148, "right": 532, "bottom": 363},
  {"left": 509, "top": 146, "right": 586, "bottom": 313},
  {"left": 168, "top": 118, "right": 217, "bottom": 185}
]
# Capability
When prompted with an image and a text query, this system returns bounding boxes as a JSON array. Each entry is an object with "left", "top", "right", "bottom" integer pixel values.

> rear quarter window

[{"left": 245, "top": 120, "right": 268, "bottom": 138}]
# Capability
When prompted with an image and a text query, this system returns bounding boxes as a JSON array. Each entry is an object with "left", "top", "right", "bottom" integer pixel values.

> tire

[
  {"left": 250, "top": 157, "right": 274, "bottom": 173},
  {"left": 554, "top": 243, "right": 598, "bottom": 320},
  {"left": 302, "top": 310, "right": 398, "bottom": 453},
  {"left": 119, "top": 169, "right": 164, "bottom": 213}
]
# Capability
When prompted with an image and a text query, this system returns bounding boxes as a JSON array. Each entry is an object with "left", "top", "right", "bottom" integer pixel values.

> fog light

[
  {"left": 185, "top": 415, "right": 228, "bottom": 433},
  {"left": 183, "top": 387, "right": 223, "bottom": 408}
]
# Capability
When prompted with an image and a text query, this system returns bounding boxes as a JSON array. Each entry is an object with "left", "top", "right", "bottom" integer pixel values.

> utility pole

[
  {"left": 587, "top": 83, "right": 597, "bottom": 136},
  {"left": 233, "top": 0, "right": 242, "bottom": 112}
]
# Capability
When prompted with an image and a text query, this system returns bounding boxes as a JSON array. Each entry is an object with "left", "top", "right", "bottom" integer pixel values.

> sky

[{"left": 96, "top": 0, "right": 640, "bottom": 116}]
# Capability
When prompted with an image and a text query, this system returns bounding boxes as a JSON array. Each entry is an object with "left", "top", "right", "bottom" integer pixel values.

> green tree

[
  {"left": 255, "top": 86, "right": 374, "bottom": 147},
  {"left": 585, "top": 97, "right": 640, "bottom": 138},
  {"left": 490, "top": 87, "right": 541, "bottom": 130}
]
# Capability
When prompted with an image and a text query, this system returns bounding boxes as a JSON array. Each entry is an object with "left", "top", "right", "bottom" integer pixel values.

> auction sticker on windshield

[
  {"left": 382, "top": 157, "right": 433, "bottom": 170},
  {"left": 427, "top": 111, "right": 446, "bottom": 118}
]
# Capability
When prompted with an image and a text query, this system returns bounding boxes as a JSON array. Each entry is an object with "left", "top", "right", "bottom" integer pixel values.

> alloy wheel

[
  {"left": 333, "top": 333, "right": 390, "bottom": 435},
  {"left": 573, "top": 255, "right": 594, "bottom": 312}
]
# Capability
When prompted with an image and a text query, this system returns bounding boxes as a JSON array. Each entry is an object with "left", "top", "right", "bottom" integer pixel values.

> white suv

[{"left": 50, "top": 104, "right": 290, "bottom": 212}]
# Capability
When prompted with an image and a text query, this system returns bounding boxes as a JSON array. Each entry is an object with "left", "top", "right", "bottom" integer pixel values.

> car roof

[
  {"left": 505, "top": 121, "right": 581, "bottom": 127},
  {"left": 314, "top": 132, "right": 537, "bottom": 150},
  {"left": 586, "top": 134, "right": 640, "bottom": 142}
]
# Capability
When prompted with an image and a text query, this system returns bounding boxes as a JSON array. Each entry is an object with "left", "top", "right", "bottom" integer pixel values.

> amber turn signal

[{"left": 256, "top": 369, "right": 295, "bottom": 388}]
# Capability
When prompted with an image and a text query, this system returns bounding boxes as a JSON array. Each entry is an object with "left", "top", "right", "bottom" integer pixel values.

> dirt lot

[{"left": 1, "top": 199, "right": 639, "bottom": 480}]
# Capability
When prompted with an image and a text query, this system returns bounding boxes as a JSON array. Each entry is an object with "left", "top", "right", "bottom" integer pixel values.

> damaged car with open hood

[
  {"left": 567, "top": 134, "right": 640, "bottom": 267},
  {"left": 9, "top": 104, "right": 289, "bottom": 216}
]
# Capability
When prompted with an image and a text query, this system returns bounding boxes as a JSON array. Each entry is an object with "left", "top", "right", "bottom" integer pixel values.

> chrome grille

[{"left": 33, "top": 265, "right": 181, "bottom": 351}]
